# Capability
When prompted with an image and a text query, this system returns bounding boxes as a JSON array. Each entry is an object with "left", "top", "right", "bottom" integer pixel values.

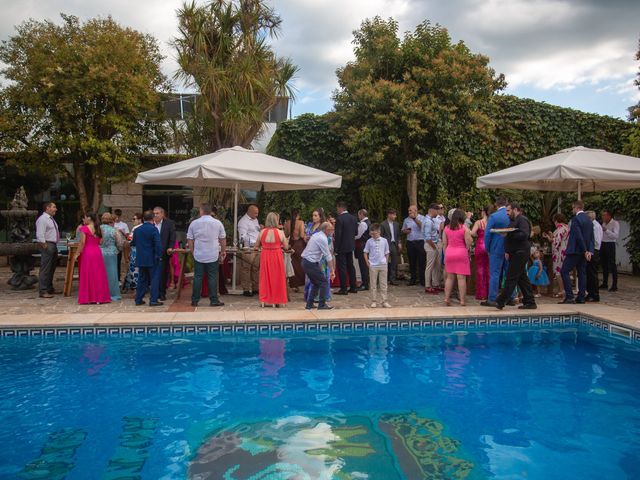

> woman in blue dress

[
  {"left": 100, "top": 213, "right": 122, "bottom": 301},
  {"left": 304, "top": 208, "right": 332, "bottom": 302}
]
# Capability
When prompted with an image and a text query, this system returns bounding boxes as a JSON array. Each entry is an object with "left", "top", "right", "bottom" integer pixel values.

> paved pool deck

[{"left": 0, "top": 266, "right": 637, "bottom": 332}]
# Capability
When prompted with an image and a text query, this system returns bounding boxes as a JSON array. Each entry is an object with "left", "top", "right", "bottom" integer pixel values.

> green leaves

[{"left": 0, "top": 14, "right": 167, "bottom": 212}]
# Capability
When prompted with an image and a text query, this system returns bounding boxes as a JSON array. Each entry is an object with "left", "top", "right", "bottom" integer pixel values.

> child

[
  {"left": 364, "top": 224, "right": 391, "bottom": 308},
  {"left": 527, "top": 247, "right": 550, "bottom": 297}
]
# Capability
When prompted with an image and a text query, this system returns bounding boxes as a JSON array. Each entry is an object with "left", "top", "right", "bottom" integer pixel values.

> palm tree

[
  {"left": 172, "top": 0, "right": 299, "bottom": 150},
  {"left": 274, "top": 57, "right": 300, "bottom": 119}
]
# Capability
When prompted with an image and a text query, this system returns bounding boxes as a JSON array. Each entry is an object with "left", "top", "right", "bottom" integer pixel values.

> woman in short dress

[
  {"left": 123, "top": 213, "right": 143, "bottom": 292},
  {"left": 77, "top": 213, "right": 111, "bottom": 305},
  {"left": 442, "top": 209, "right": 472, "bottom": 306},
  {"left": 543, "top": 213, "right": 569, "bottom": 298},
  {"left": 100, "top": 213, "right": 122, "bottom": 301}
]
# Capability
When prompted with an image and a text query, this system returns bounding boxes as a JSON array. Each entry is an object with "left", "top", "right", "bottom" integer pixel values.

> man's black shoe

[
  {"left": 506, "top": 299, "right": 517, "bottom": 306},
  {"left": 358, "top": 285, "right": 369, "bottom": 291},
  {"left": 243, "top": 291, "right": 254, "bottom": 297},
  {"left": 495, "top": 303, "right": 505, "bottom": 310},
  {"left": 305, "top": 304, "right": 314, "bottom": 310},
  {"left": 519, "top": 304, "right": 537, "bottom": 310},
  {"left": 348, "top": 288, "right": 359, "bottom": 294},
  {"left": 389, "top": 281, "right": 399, "bottom": 286},
  {"left": 210, "top": 301, "right": 224, "bottom": 307},
  {"left": 599, "top": 283, "right": 608, "bottom": 289},
  {"left": 558, "top": 298, "right": 575, "bottom": 304},
  {"left": 586, "top": 297, "right": 600, "bottom": 303},
  {"left": 191, "top": 301, "right": 198, "bottom": 307},
  {"left": 135, "top": 301, "right": 146, "bottom": 306},
  {"left": 608, "top": 286, "right": 618, "bottom": 292},
  {"left": 318, "top": 304, "right": 334, "bottom": 310},
  {"left": 480, "top": 301, "right": 497, "bottom": 307},
  {"left": 149, "top": 301, "right": 164, "bottom": 306},
  {"left": 407, "top": 281, "right": 416, "bottom": 286},
  {"left": 575, "top": 298, "right": 586, "bottom": 304},
  {"left": 335, "top": 290, "right": 348, "bottom": 295},
  {"left": 159, "top": 296, "right": 167, "bottom": 301}
]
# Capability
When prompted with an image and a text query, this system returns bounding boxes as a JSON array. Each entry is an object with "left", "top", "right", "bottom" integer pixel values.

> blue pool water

[{"left": 1, "top": 326, "right": 639, "bottom": 479}]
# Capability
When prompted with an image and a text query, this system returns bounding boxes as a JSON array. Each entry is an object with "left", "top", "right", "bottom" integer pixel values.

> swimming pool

[{"left": 1, "top": 321, "right": 639, "bottom": 479}]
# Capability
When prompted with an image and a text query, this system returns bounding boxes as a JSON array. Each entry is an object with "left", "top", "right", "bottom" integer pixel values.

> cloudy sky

[{"left": 1, "top": 0, "right": 638, "bottom": 119}]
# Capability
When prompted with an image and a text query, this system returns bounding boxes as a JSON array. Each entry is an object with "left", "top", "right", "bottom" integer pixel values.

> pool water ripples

[{"left": 0, "top": 327, "right": 639, "bottom": 479}]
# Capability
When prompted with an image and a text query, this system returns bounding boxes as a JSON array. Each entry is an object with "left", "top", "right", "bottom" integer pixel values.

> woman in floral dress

[{"left": 543, "top": 213, "right": 569, "bottom": 298}]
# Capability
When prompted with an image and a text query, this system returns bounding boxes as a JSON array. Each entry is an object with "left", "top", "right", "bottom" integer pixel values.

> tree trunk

[
  {"left": 73, "top": 162, "right": 90, "bottom": 214},
  {"left": 407, "top": 170, "right": 418, "bottom": 206},
  {"left": 90, "top": 165, "right": 102, "bottom": 213}
]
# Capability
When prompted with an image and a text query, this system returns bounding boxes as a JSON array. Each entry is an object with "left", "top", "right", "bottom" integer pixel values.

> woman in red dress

[
  {"left": 254, "top": 212, "right": 289, "bottom": 307},
  {"left": 76, "top": 212, "right": 111, "bottom": 305}
]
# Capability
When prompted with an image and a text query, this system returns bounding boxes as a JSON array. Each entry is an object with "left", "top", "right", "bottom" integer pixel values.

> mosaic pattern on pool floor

[{"left": 188, "top": 412, "right": 473, "bottom": 480}]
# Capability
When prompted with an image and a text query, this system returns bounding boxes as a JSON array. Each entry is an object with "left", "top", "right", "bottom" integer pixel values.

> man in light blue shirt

[
  {"left": 301, "top": 222, "right": 335, "bottom": 310},
  {"left": 422, "top": 203, "right": 442, "bottom": 293},
  {"left": 402, "top": 205, "right": 426, "bottom": 286}
]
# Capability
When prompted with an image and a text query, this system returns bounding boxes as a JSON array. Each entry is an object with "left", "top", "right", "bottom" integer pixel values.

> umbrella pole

[
  {"left": 230, "top": 182, "right": 241, "bottom": 294},
  {"left": 577, "top": 181, "right": 582, "bottom": 201}
]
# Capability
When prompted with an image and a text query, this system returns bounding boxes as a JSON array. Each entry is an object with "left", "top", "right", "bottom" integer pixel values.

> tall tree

[
  {"left": 333, "top": 18, "right": 505, "bottom": 206},
  {"left": 0, "top": 14, "right": 168, "bottom": 213},
  {"left": 173, "top": 0, "right": 299, "bottom": 152}
]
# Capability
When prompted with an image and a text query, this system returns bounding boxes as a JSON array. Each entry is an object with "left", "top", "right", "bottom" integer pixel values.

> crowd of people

[{"left": 34, "top": 195, "right": 621, "bottom": 309}]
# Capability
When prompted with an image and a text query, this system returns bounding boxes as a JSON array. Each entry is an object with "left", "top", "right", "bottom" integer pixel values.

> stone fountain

[{"left": 0, "top": 187, "right": 40, "bottom": 289}]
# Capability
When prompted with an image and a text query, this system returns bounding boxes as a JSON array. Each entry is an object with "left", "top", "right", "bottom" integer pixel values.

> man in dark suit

[
  {"left": 354, "top": 209, "right": 371, "bottom": 291},
  {"left": 560, "top": 200, "right": 594, "bottom": 304},
  {"left": 380, "top": 208, "right": 401, "bottom": 285},
  {"left": 131, "top": 210, "right": 163, "bottom": 306},
  {"left": 334, "top": 201, "right": 358, "bottom": 294},
  {"left": 496, "top": 202, "right": 536, "bottom": 310},
  {"left": 153, "top": 206, "right": 176, "bottom": 301}
]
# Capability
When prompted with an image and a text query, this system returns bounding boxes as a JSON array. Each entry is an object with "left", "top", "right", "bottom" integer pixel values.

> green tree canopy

[
  {"left": 333, "top": 17, "right": 506, "bottom": 207},
  {"left": 173, "top": 0, "right": 299, "bottom": 153},
  {"left": 0, "top": 14, "right": 168, "bottom": 213}
]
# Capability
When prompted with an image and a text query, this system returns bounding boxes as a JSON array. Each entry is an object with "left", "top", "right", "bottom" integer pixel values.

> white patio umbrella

[
  {"left": 476, "top": 146, "right": 640, "bottom": 199},
  {"left": 135, "top": 146, "right": 342, "bottom": 293}
]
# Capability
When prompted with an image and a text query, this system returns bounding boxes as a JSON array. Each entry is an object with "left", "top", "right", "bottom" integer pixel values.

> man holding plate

[{"left": 495, "top": 202, "right": 537, "bottom": 310}]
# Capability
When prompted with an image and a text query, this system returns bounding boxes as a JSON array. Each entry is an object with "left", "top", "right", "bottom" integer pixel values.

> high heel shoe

[{"left": 445, "top": 298, "right": 451, "bottom": 306}]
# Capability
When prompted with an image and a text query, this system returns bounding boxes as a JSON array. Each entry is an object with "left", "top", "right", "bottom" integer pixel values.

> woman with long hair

[
  {"left": 443, "top": 209, "right": 472, "bottom": 306},
  {"left": 100, "top": 212, "right": 122, "bottom": 301},
  {"left": 77, "top": 212, "right": 111, "bottom": 304},
  {"left": 470, "top": 206, "right": 490, "bottom": 301},
  {"left": 283, "top": 208, "right": 306, "bottom": 291},
  {"left": 254, "top": 212, "right": 289, "bottom": 307}
]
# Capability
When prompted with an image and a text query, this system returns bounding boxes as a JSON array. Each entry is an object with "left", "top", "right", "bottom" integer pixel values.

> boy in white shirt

[{"left": 364, "top": 223, "right": 391, "bottom": 308}]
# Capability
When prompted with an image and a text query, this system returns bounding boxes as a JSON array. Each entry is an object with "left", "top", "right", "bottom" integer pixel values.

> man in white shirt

[
  {"left": 364, "top": 223, "right": 391, "bottom": 308},
  {"left": 237, "top": 204, "right": 261, "bottom": 296},
  {"left": 600, "top": 209, "right": 620, "bottom": 292},
  {"left": 586, "top": 211, "right": 603, "bottom": 302},
  {"left": 113, "top": 209, "right": 130, "bottom": 284},
  {"left": 35, "top": 202, "right": 59, "bottom": 298},
  {"left": 402, "top": 205, "right": 426, "bottom": 286},
  {"left": 187, "top": 204, "right": 226, "bottom": 307},
  {"left": 301, "top": 222, "right": 335, "bottom": 310}
]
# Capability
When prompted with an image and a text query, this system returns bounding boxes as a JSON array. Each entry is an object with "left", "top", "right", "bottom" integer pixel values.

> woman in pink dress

[
  {"left": 254, "top": 212, "right": 289, "bottom": 307},
  {"left": 443, "top": 209, "right": 472, "bottom": 306},
  {"left": 77, "top": 212, "right": 111, "bottom": 304},
  {"left": 543, "top": 213, "right": 569, "bottom": 298},
  {"left": 470, "top": 207, "right": 490, "bottom": 301}
]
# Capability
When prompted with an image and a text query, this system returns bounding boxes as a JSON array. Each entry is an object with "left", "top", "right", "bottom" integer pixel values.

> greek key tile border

[{"left": 2, "top": 313, "right": 632, "bottom": 339}]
